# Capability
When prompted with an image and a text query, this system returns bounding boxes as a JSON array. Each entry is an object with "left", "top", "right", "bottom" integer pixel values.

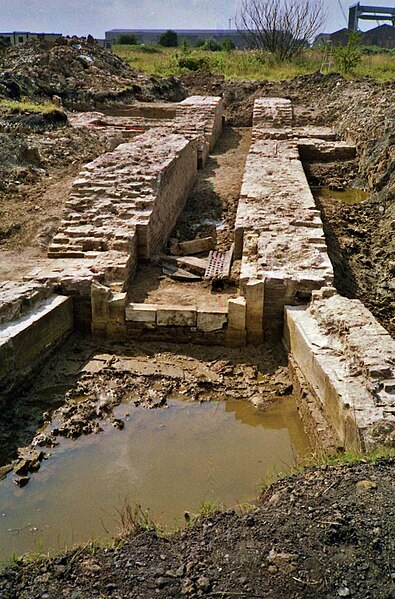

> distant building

[
  {"left": 96, "top": 38, "right": 113, "bottom": 50},
  {"left": 361, "top": 24, "right": 395, "bottom": 48},
  {"left": 0, "top": 31, "right": 62, "bottom": 45},
  {"left": 105, "top": 29, "right": 246, "bottom": 48},
  {"left": 314, "top": 23, "right": 395, "bottom": 49},
  {"left": 330, "top": 28, "right": 354, "bottom": 46}
]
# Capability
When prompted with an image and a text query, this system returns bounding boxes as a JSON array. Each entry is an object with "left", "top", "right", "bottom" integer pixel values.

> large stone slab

[
  {"left": 284, "top": 289, "right": 395, "bottom": 450},
  {"left": 0, "top": 294, "right": 73, "bottom": 391}
]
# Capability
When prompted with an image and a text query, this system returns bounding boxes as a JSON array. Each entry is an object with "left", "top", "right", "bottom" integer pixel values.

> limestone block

[
  {"left": 197, "top": 308, "right": 228, "bottom": 332},
  {"left": 0, "top": 296, "right": 73, "bottom": 390},
  {"left": 228, "top": 297, "right": 246, "bottom": 332},
  {"left": 125, "top": 303, "right": 157, "bottom": 323},
  {"left": 172, "top": 237, "right": 214, "bottom": 256},
  {"left": 245, "top": 280, "right": 264, "bottom": 344},
  {"left": 108, "top": 292, "right": 127, "bottom": 324},
  {"left": 91, "top": 282, "right": 111, "bottom": 325},
  {"left": 157, "top": 306, "right": 196, "bottom": 327}
]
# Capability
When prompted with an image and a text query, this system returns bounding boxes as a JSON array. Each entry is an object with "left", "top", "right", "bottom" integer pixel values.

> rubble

[{"left": 0, "top": 37, "right": 184, "bottom": 107}]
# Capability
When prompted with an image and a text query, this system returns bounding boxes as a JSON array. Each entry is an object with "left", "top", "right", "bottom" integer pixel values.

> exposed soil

[
  {"left": 0, "top": 37, "right": 184, "bottom": 108},
  {"left": 0, "top": 124, "right": 111, "bottom": 281},
  {"left": 173, "top": 126, "right": 251, "bottom": 252},
  {"left": 0, "top": 457, "right": 393, "bottom": 598},
  {"left": 128, "top": 264, "right": 237, "bottom": 307}
]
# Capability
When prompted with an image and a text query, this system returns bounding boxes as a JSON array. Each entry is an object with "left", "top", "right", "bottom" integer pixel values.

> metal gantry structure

[{"left": 348, "top": 2, "right": 395, "bottom": 31}]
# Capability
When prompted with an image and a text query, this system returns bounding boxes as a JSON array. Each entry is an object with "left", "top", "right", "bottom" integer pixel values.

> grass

[
  {"left": 114, "top": 44, "right": 395, "bottom": 82},
  {"left": 257, "top": 446, "right": 395, "bottom": 494},
  {"left": 0, "top": 99, "right": 60, "bottom": 114}
]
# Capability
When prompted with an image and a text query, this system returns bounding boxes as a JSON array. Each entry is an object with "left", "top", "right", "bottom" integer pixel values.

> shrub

[
  {"left": 195, "top": 39, "right": 205, "bottom": 48},
  {"left": 117, "top": 34, "right": 138, "bottom": 45},
  {"left": 177, "top": 56, "right": 209, "bottom": 71},
  {"left": 334, "top": 32, "right": 362, "bottom": 73},
  {"left": 222, "top": 38, "right": 236, "bottom": 52},
  {"left": 158, "top": 29, "right": 178, "bottom": 47},
  {"left": 202, "top": 38, "right": 222, "bottom": 51},
  {"left": 134, "top": 45, "right": 160, "bottom": 54},
  {"left": 181, "top": 38, "right": 191, "bottom": 55}
]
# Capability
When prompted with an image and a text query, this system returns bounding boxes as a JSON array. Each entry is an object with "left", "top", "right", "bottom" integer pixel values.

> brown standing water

[
  {"left": 0, "top": 395, "right": 310, "bottom": 562},
  {"left": 312, "top": 186, "right": 369, "bottom": 205}
]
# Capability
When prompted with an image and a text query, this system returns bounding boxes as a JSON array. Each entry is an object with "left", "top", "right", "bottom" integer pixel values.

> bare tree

[{"left": 236, "top": 0, "right": 326, "bottom": 60}]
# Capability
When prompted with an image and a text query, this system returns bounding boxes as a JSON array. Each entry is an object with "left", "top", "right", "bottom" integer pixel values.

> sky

[{"left": 1, "top": 0, "right": 395, "bottom": 38}]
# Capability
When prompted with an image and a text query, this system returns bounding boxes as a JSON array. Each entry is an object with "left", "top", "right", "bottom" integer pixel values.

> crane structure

[{"left": 348, "top": 3, "right": 395, "bottom": 31}]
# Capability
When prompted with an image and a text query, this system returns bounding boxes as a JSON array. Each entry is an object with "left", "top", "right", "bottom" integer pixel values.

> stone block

[
  {"left": 245, "top": 280, "right": 264, "bottom": 344},
  {"left": 157, "top": 305, "right": 196, "bottom": 327},
  {"left": 197, "top": 308, "right": 228, "bottom": 332},
  {"left": 108, "top": 292, "right": 127, "bottom": 324},
  {"left": 0, "top": 295, "right": 73, "bottom": 390},
  {"left": 125, "top": 303, "right": 157, "bottom": 323},
  {"left": 91, "top": 282, "right": 111, "bottom": 326},
  {"left": 228, "top": 297, "right": 246, "bottom": 332},
  {"left": 172, "top": 237, "right": 214, "bottom": 256}
]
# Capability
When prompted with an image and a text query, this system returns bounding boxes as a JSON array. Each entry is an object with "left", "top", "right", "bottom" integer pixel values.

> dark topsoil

[{"left": 0, "top": 457, "right": 394, "bottom": 598}]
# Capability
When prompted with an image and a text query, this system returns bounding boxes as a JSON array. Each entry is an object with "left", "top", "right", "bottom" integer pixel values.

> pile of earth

[
  {"left": 0, "top": 37, "right": 185, "bottom": 108},
  {"left": 0, "top": 456, "right": 393, "bottom": 598}
]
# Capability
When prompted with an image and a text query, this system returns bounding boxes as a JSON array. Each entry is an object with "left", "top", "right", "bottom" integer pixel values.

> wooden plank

[
  {"left": 162, "top": 264, "right": 202, "bottom": 281},
  {"left": 164, "top": 255, "right": 208, "bottom": 275}
]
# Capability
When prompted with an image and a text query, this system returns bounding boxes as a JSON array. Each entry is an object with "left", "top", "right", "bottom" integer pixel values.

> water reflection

[{"left": 0, "top": 396, "right": 310, "bottom": 562}]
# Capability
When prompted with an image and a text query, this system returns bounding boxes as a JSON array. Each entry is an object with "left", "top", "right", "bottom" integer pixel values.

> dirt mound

[
  {"left": 0, "top": 37, "right": 185, "bottom": 108},
  {"left": 0, "top": 457, "right": 393, "bottom": 598}
]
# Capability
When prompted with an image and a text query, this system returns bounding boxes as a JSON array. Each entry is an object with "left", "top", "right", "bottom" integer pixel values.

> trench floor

[{"left": 128, "top": 126, "right": 251, "bottom": 305}]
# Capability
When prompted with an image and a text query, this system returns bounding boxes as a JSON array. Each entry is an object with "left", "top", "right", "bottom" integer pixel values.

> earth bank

[{"left": 0, "top": 457, "right": 393, "bottom": 598}]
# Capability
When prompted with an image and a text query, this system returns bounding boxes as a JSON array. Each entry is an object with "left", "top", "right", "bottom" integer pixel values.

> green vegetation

[
  {"left": 116, "top": 33, "right": 139, "bottom": 45},
  {"left": 333, "top": 32, "right": 363, "bottom": 73},
  {"left": 114, "top": 43, "right": 395, "bottom": 82},
  {"left": 158, "top": 29, "right": 178, "bottom": 48},
  {"left": 0, "top": 99, "right": 60, "bottom": 114},
  {"left": 116, "top": 502, "right": 157, "bottom": 537}
]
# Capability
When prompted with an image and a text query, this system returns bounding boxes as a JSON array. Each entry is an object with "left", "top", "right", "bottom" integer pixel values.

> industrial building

[{"left": 0, "top": 31, "right": 61, "bottom": 45}]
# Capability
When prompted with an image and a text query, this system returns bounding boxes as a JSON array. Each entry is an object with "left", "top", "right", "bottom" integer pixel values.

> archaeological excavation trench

[{"left": 0, "top": 95, "right": 394, "bottom": 560}]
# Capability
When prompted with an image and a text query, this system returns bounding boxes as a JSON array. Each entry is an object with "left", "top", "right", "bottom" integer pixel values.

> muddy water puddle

[
  {"left": 0, "top": 395, "right": 310, "bottom": 562},
  {"left": 313, "top": 186, "right": 369, "bottom": 204}
]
